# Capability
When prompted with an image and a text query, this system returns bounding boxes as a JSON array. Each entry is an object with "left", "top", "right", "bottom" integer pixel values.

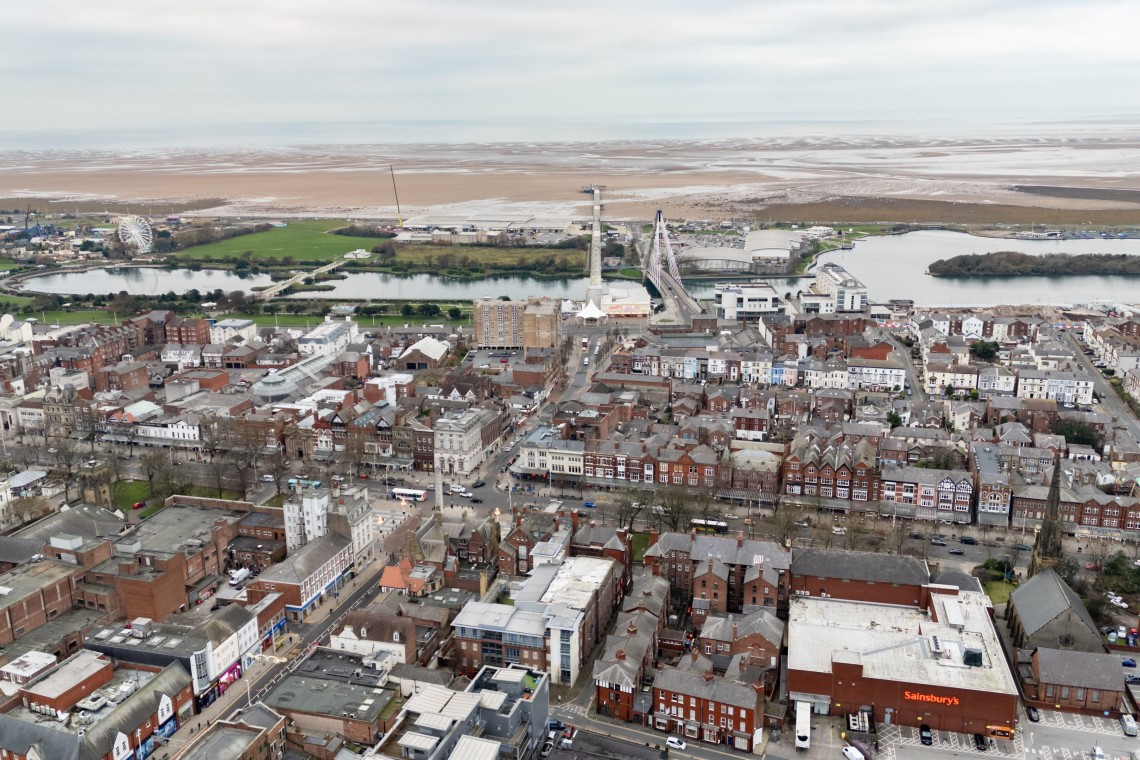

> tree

[
  {"left": 613, "top": 492, "right": 644, "bottom": 532},
  {"left": 1055, "top": 419, "right": 1102, "bottom": 450},
  {"left": 342, "top": 432, "right": 370, "bottom": 479},
  {"left": 1054, "top": 556, "right": 1081, "bottom": 587},
  {"left": 400, "top": 304, "right": 415, "bottom": 317},
  {"left": 8, "top": 496, "right": 50, "bottom": 528},
  {"left": 447, "top": 306, "right": 462, "bottom": 321},
  {"left": 770, "top": 506, "right": 803, "bottom": 548},
  {"left": 658, "top": 486, "right": 692, "bottom": 532},
  {"left": 198, "top": 416, "right": 234, "bottom": 462},
  {"left": 268, "top": 452, "right": 292, "bottom": 495},
  {"left": 968, "top": 341, "right": 1001, "bottom": 362},
  {"left": 887, "top": 411, "right": 902, "bottom": 428},
  {"left": 52, "top": 440, "right": 81, "bottom": 502}
]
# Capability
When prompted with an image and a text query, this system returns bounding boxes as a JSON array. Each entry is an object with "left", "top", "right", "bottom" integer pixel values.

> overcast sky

[{"left": 4, "top": 0, "right": 1138, "bottom": 144}]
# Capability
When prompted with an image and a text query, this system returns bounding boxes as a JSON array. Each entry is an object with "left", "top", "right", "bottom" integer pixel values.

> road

[
  {"left": 882, "top": 328, "right": 927, "bottom": 405},
  {"left": 1064, "top": 332, "right": 1140, "bottom": 441}
]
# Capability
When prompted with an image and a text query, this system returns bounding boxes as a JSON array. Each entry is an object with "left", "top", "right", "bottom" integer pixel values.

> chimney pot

[{"left": 703, "top": 670, "right": 715, "bottom": 682}]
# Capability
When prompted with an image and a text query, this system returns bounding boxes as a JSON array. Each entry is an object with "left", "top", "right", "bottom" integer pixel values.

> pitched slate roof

[
  {"left": 1035, "top": 647, "right": 1124, "bottom": 691},
  {"left": 700, "top": 609, "right": 784, "bottom": 647},
  {"left": 1010, "top": 567, "right": 1099, "bottom": 639},
  {"left": 791, "top": 548, "right": 930, "bottom": 586}
]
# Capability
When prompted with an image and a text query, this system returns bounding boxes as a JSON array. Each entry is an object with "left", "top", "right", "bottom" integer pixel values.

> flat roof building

[{"left": 787, "top": 587, "right": 1018, "bottom": 735}]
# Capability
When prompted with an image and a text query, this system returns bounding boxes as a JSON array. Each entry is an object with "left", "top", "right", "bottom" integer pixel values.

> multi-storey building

[
  {"left": 1016, "top": 369, "right": 1095, "bottom": 405},
  {"left": 713, "top": 281, "right": 783, "bottom": 321},
  {"left": 433, "top": 406, "right": 501, "bottom": 477},
  {"left": 782, "top": 431, "right": 879, "bottom": 505},
  {"left": 644, "top": 531, "right": 791, "bottom": 618},
  {"left": 297, "top": 317, "right": 358, "bottom": 356},
  {"left": 970, "top": 443, "right": 1013, "bottom": 527},
  {"left": 283, "top": 487, "right": 328, "bottom": 553},
  {"left": 472, "top": 296, "right": 562, "bottom": 349},
  {"left": 652, "top": 667, "right": 764, "bottom": 751},
  {"left": 813, "top": 263, "right": 868, "bottom": 313},
  {"left": 878, "top": 465, "right": 974, "bottom": 523}
]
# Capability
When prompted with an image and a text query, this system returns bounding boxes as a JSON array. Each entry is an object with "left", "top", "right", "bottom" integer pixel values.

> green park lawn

[
  {"left": 113, "top": 480, "right": 151, "bottom": 511},
  {"left": 176, "top": 220, "right": 361, "bottom": 262}
]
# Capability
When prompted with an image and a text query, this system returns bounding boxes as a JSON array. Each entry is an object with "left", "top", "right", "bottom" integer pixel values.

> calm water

[
  {"left": 816, "top": 230, "right": 1140, "bottom": 306},
  {"left": 22, "top": 267, "right": 591, "bottom": 301},
  {"left": 19, "top": 231, "right": 1140, "bottom": 306}
]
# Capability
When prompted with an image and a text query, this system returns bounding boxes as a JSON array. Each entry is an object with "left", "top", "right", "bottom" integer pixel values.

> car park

[
  {"left": 920, "top": 725, "right": 933, "bottom": 745},
  {"left": 665, "top": 737, "right": 687, "bottom": 751}
]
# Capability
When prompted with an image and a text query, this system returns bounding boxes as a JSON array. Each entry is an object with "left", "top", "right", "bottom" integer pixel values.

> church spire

[{"left": 1030, "top": 454, "right": 1064, "bottom": 576}]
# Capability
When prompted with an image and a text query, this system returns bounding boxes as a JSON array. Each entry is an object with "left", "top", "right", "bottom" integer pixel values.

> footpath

[{"left": 167, "top": 564, "right": 382, "bottom": 749}]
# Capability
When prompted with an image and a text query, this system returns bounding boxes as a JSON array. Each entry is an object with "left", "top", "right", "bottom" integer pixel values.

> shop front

[
  {"left": 262, "top": 617, "right": 288, "bottom": 651},
  {"left": 194, "top": 660, "right": 244, "bottom": 710}
]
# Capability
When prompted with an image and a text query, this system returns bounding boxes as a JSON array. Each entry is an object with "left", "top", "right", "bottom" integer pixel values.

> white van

[
  {"left": 832, "top": 526, "right": 847, "bottom": 536},
  {"left": 449, "top": 484, "right": 465, "bottom": 494},
  {"left": 1121, "top": 714, "right": 1137, "bottom": 737}
]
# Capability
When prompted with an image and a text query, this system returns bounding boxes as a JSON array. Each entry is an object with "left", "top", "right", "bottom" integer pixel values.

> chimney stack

[
  {"left": 703, "top": 670, "right": 715, "bottom": 683},
  {"left": 690, "top": 527, "right": 696, "bottom": 543},
  {"left": 616, "top": 648, "right": 626, "bottom": 660},
  {"left": 627, "top": 621, "right": 637, "bottom": 635},
  {"left": 737, "top": 529, "right": 744, "bottom": 548},
  {"left": 732, "top": 622, "right": 738, "bottom": 641},
  {"left": 590, "top": 520, "right": 597, "bottom": 529},
  {"left": 648, "top": 528, "right": 659, "bottom": 548},
  {"left": 572, "top": 510, "right": 580, "bottom": 534},
  {"left": 690, "top": 651, "right": 698, "bottom": 664}
]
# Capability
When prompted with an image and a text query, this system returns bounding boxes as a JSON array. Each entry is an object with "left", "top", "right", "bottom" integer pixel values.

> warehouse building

[{"left": 787, "top": 586, "right": 1018, "bottom": 736}]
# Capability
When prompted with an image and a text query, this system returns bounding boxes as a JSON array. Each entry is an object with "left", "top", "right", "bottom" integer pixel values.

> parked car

[
  {"left": 331, "top": 475, "right": 346, "bottom": 483},
  {"left": 547, "top": 720, "right": 566, "bottom": 732},
  {"left": 931, "top": 537, "right": 948, "bottom": 546},
  {"left": 842, "top": 747, "right": 865, "bottom": 760},
  {"left": 1085, "top": 562, "right": 1102, "bottom": 571},
  {"left": 472, "top": 480, "right": 486, "bottom": 488},
  {"left": 949, "top": 548, "right": 966, "bottom": 555},
  {"left": 132, "top": 501, "right": 146, "bottom": 510},
  {"left": 540, "top": 741, "right": 554, "bottom": 758},
  {"left": 960, "top": 536, "right": 978, "bottom": 545},
  {"left": 1026, "top": 706, "right": 1040, "bottom": 722},
  {"left": 260, "top": 474, "right": 274, "bottom": 482},
  {"left": 1091, "top": 747, "right": 1107, "bottom": 760},
  {"left": 909, "top": 531, "right": 925, "bottom": 540},
  {"left": 1013, "top": 543, "right": 1033, "bottom": 551},
  {"left": 1122, "top": 658, "right": 1136, "bottom": 668},
  {"left": 583, "top": 501, "right": 596, "bottom": 509},
  {"left": 974, "top": 734, "right": 988, "bottom": 751},
  {"left": 665, "top": 737, "right": 687, "bottom": 751},
  {"left": 920, "top": 725, "right": 933, "bottom": 745}
]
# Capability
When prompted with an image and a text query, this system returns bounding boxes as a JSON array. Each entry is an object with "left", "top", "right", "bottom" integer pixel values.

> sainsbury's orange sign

[{"left": 904, "top": 690, "right": 960, "bottom": 707}]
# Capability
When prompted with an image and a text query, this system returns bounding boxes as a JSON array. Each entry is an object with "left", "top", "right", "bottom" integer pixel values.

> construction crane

[{"left": 389, "top": 166, "right": 403, "bottom": 227}]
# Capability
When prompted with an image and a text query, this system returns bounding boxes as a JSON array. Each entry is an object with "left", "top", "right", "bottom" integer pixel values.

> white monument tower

[{"left": 583, "top": 185, "right": 605, "bottom": 309}]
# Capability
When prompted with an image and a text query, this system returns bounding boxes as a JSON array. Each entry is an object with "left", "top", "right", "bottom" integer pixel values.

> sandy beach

[{"left": 4, "top": 132, "right": 1140, "bottom": 223}]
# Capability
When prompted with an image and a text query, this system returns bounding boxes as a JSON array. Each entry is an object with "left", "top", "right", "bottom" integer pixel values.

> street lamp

[{"left": 244, "top": 653, "right": 287, "bottom": 707}]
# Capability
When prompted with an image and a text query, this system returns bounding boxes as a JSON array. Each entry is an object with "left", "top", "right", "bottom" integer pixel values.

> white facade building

[
  {"left": 813, "top": 263, "right": 868, "bottom": 313},
  {"left": 298, "top": 317, "right": 359, "bottom": 356},
  {"left": 1016, "top": 370, "right": 1095, "bottom": 404},
  {"left": 434, "top": 407, "right": 497, "bottom": 477},
  {"left": 210, "top": 318, "right": 259, "bottom": 345},
  {"left": 714, "top": 282, "right": 783, "bottom": 320},
  {"left": 847, "top": 357, "right": 906, "bottom": 391},
  {"left": 284, "top": 487, "right": 329, "bottom": 552}
]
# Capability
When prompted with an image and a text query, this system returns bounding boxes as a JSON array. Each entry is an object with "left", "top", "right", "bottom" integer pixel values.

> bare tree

[
  {"left": 659, "top": 486, "right": 692, "bottom": 532},
  {"left": 771, "top": 506, "right": 803, "bottom": 548},
  {"left": 269, "top": 452, "right": 292, "bottom": 495},
  {"left": 342, "top": 431, "right": 369, "bottom": 479},
  {"left": 52, "top": 440, "right": 81, "bottom": 502},
  {"left": 140, "top": 450, "right": 167, "bottom": 494},
  {"left": 8, "top": 496, "right": 50, "bottom": 527},
  {"left": 614, "top": 491, "right": 644, "bottom": 531},
  {"left": 198, "top": 416, "right": 235, "bottom": 463}
]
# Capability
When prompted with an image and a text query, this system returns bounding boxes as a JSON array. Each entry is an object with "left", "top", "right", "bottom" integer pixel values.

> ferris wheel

[{"left": 117, "top": 215, "right": 154, "bottom": 253}]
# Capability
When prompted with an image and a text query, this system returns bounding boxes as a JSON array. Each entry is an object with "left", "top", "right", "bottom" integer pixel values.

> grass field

[
  {"left": 237, "top": 311, "right": 470, "bottom": 328},
  {"left": 176, "top": 220, "right": 360, "bottom": 262},
  {"left": 631, "top": 532, "right": 650, "bottom": 563},
  {"left": 984, "top": 580, "right": 1015, "bottom": 605},
  {"left": 114, "top": 480, "right": 151, "bottom": 511}
]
